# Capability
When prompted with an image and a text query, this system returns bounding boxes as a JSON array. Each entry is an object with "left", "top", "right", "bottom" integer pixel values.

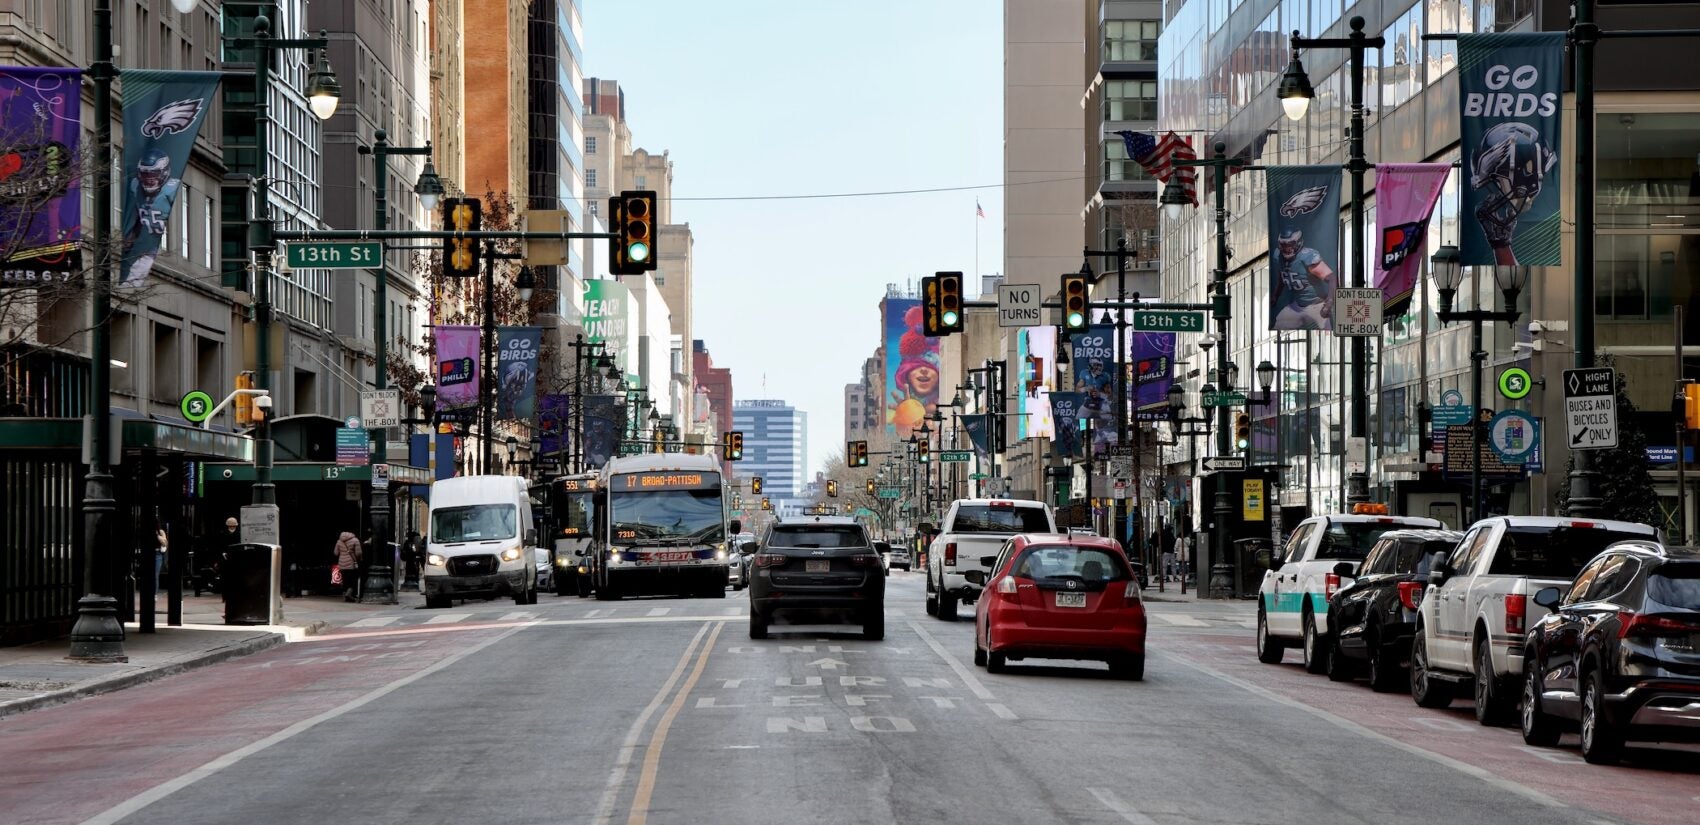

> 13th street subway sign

[{"left": 1498, "top": 367, "right": 1532, "bottom": 400}]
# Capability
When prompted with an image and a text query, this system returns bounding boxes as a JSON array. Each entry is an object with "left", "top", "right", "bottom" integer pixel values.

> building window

[
  {"left": 635, "top": 175, "right": 647, "bottom": 189},
  {"left": 586, "top": 168, "right": 597, "bottom": 188},
  {"left": 1103, "top": 80, "right": 1158, "bottom": 122},
  {"left": 1102, "top": 138, "right": 1154, "bottom": 183},
  {"left": 1104, "top": 20, "right": 1159, "bottom": 62},
  {"left": 585, "top": 135, "right": 597, "bottom": 154},
  {"left": 1595, "top": 111, "right": 1700, "bottom": 325}
]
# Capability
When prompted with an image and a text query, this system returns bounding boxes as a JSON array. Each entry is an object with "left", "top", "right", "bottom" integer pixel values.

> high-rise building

[
  {"left": 1081, "top": 3, "right": 1163, "bottom": 287},
  {"left": 1004, "top": 1, "right": 1083, "bottom": 291},
  {"left": 693, "top": 340, "right": 734, "bottom": 476},
  {"left": 844, "top": 355, "right": 882, "bottom": 445},
  {"left": 463, "top": 0, "right": 531, "bottom": 200},
  {"left": 734, "top": 400, "right": 808, "bottom": 504},
  {"left": 430, "top": 0, "right": 467, "bottom": 195}
]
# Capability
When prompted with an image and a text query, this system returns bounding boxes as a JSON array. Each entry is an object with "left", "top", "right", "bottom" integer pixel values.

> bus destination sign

[{"left": 618, "top": 472, "right": 718, "bottom": 491}]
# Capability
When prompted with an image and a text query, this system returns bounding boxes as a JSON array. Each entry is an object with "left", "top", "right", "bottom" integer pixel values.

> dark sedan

[
  {"left": 746, "top": 516, "right": 886, "bottom": 641},
  {"left": 1521, "top": 541, "right": 1700, "bottom": 764},
  {"left": 1326, "top": 528, "right": 1462, "bottom": 691}
]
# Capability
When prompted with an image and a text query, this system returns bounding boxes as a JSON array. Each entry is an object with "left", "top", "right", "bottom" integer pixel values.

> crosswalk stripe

[
  {"left": 425, "top": 613, "right": 472, "bottom": 624},
  {"left": 646, "top": 607, "right": 671, "bottom": 617},
  {"left": 1151, "top": 613, "right": 1209, "bottom": 627},
  {"left": 722, "top": 608, "right": 743, "bottom": 617},
  {"left": 347, "top": 616, "right": 400, "bottom": 628},
  {"left": 584, "top": 608, "right": 612, "bottom": 619},
  {"left": 499, "top": 611, "right": 537, "bottom": 622}
]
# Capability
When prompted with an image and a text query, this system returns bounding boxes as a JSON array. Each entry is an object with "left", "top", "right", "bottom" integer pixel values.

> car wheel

[
  {"left": 1410, "top": 630, "right": 1455, "bottom": 708},
  {"left": 749, "top": 607, "right": 770, "bottom": 640},
  {"left": 1473, "top": 637, "right": 1515, "bottom": 726},
  {"left": 1110, "top": 654, "right": 1145, "bottom": 681},
  {"left": 1325, "top": 632, "right": 1355, "bottom": 682},
  {"left": 937, "top": 589, "right": 957, "bottom": 622},
  {"left": 1579, "top": 666, "right": 1624, "bottom": 765},
  {"left": 974, "top": 634, "right": 987, "bottom": 667},
  {"left": 1366, "top": 632, "right": 1403, "bottom": 694},
  {"left": 1256, "top": 606, "right": 1284, "bottom": 664},
  {"left": 862, "top": 604, "right": 885, "bottom": 641},
  {"left": 925, "top": 574, "right": 939, "bottom": 616},
  {"left": 1302, "top": 610, "right": 1328, "bottom": 674},
  {"left": 425, "top": 594, "right": 450, "bottom": 610},
  {"left": 986, "top": 648, "right": 1007, "bottom": 674},
  {"left": 594, "top": 583, "right": 619, "bottom": 601},
  {"left": 555, "top": 577, "right": 572, "bottom": 597},
  {"left": 1521, "top": 659, "right": 1562, "bottom": 747}
]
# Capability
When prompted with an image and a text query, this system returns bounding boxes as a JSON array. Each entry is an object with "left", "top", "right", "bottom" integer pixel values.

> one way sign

[{"left": 1563, "top": 367, "right": 1618, "bottom": 450}]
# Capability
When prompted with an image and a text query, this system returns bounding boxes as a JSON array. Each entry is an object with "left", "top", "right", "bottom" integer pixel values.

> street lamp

[
  {"left": 305, "top": 47, "right": 341, "bottom": 120},
  {"left": 1432, "top": 245, "right": 1523, "bottom": 523},
  {"left": 1276, "top": 48, "right": 1316, "bottom": 121}
]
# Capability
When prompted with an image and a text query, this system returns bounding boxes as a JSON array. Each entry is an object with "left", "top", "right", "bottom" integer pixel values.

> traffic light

[
  {"left": 848, "top": 440, "right": 868, "bottom": 467},
  {"left": 1235, "top": 412, "right": 1251, "bottom": 450},
  {"left": 936, "top": 271, "right": 963, "bottom": 334},
  {"left": 1062, "top": 273, "right": 1090, "bottom": 331},
  {"left": 866, "top": 479, "right": 876, "bottom": 495},
  {"left": 441, "top": 197, "right": 481, "bottom": 278},
  {"left": 726, "top": 430, "right": 744, "bottom": 460},
  {"left": 761, "top": 497, "right": 772, "bottom": 511},
  {"left": 921, "top": 274, "right": 943, "bottom": 336},
  {"left": 751, "top": 477, "right": 763, "bottom": 495},
  {"left": 610, "top": 190, "right": 658, "bottom": 274},
  {"left": 827, "top": 480, "right": 839, "bottom": 498},
  {"left": 917, "top": 441, "right": 930, "bottom": 463},
  {"left": 234, "top": 371, "right": 255, "bottom": 426}
]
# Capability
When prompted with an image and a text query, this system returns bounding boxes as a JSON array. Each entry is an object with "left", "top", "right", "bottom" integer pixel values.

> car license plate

[
  {"left": 806, "top": 560, "right": 830, "bottom": 573},
  {"left": 1055, "top": 592, "right": 1086, "bottom": 608}
]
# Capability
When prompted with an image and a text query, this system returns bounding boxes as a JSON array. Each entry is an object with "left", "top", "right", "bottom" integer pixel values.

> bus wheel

[{"left": 595, "top": 583, "right": 619, "bottom": 601}]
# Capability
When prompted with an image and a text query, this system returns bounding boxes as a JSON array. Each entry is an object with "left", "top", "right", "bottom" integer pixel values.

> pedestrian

[
  {"left": 150, "top": 517, "right": 169, "bottom": 599},
  {"left": 335, "top": 530, "right": 363, "bottom": 601},
  {"left": 401, "top": 530, "right": 423, "bottom": 590},
  {"left": 195, "top": 516, "right": 240, "bottom": 596}
]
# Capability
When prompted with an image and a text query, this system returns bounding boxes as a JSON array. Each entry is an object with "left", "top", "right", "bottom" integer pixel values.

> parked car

[
  {"left": 873, "top": 540, "right": 893, "bottom": 572},
  {"left": 928, "top": 498, "right": 1057, "bottom": 621},
  {"left": 967, "top": 533, "right": 1146, "bottom": 679},
  {"left": 1325, "top": 529, "right": 1463, "bottom": 690},
  {"left": 746, "top": 516, "right": 886, "bottom": 640},
  {"left": 534, "top": 545, "right": 554, "bottom": 593},
  {"left": 1521, "top": 541, "right": 1700, "bottom": 764},
  {"left": 1410, "top": 515, "right": 1658, "bottom": 725},
  {"left": 887, "top": 542, "right": 912, "bottom": 571},
  {"left": 1256, "top": 509, "right": 1444, "bottom": 673}
]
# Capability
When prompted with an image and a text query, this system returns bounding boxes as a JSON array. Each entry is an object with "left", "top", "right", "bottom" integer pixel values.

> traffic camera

[
  {"left": 1062, "top": 273, "right": 1090, "bottom": 331},
  {"left": 611, "top": 190, "right": 658, "bottom": 275}
]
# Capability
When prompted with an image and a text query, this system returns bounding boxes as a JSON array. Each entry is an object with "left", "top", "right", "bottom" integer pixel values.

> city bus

[
  {"left": 588, "top": 452, "right": 737, "bottom": 600},
  {"left": 534, "top": 472, "right": 599, "bottom": 596}
]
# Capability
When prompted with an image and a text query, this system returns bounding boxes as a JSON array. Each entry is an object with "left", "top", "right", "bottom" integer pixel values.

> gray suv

[{"left": 744, "top": 516, "right": 885, "bottom": 640}]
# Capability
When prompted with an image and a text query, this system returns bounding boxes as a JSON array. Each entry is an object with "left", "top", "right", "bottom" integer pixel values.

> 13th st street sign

[
  {"left": 1563, "top": 367, "right": 1618, "bottom": 450},
  {"left": 283, "top": 241, "right": 383, "bottom": 270}
]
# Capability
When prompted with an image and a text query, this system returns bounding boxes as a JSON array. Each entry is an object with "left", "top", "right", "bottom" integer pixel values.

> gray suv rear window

[{"left": 951, "top": 506, "right": 1050, "bottom": 534}]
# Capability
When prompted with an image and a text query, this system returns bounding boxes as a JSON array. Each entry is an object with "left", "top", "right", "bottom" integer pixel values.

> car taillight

[
  {"left": 996, "top": 577, "right": 1017, "bottom": 594},
  {"left": 1397, "top": 581, "right": 1425, "bottom": 611},
  {"left": 755, "top": 553, "right": 787, "bottom": 569},
  {"left": 1505, "top": 593, "right": 1526, "bottom": 635},
  {"left": 1123, "top": 581, "right": 1142, "bottom": 605},
  {"left": 1324, "top": 572, "right": 1340, "bottom": 599},
  {"left": 1620, "top": 613, "right": 1700, "bottom": 638},
  {"left": 944, "top": 542, "right": 957, "bottom": 567},
  {"left": 851, "top": 554, "right": 874, "bottom": 566}
]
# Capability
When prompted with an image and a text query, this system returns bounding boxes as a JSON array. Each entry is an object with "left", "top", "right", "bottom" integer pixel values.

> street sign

[
  {"left": 1333, "top": 288, "right": 1383, "bottom": 336},
  {"left": 240, "top": 504, "right": 280, "bottom": 546},
  {"left": 1488, "top": 410, "right": 1540, "bottom": 465},
  {"left": 877, "top": 487, "right": 902, "bottom": 499},
  {"left": 969, "top": 473, "right": 989, "bottom": 480},
  {"left": 335, "top": 427, "right": 370, "bottom": 466},
  {"left": 1563, "top": 367, "right": 1618, "bottom": 450},
  {"left": 1498, "top": 367, "right": 1532, "bottom": 400},
  {"left": 179, "top": 390, "right": 214, "bottom": 423},
  {"left": 996, "top": 283, "right": 1042, "bottom": 328},
  {"left": 282, "top": 241, "right": 383, "bottom": 270},
  {"left": 1201, "top": 455, "right": 1246, "bottom": 472},
  {"left": 939, "top": 450, "right": 973, "bottom": 463},
  {"left": 1432, "top": 404, "right": 1473, "bottom": 426},
  {"left": 1131, "top": 309, "right": 1205, "bottom": 333},
  {"left": 344, "top": 415, "right": 361, "bottom": 429},
  {"left": 361, "top": 389, "right": 400, "bottom": 428},
  {"left": 1107, "top": 444, "right": 1136, "bottom": 457},
  {"left": 1201, "top": 391, "right": 1247, "bottom": 407},
  {"left": 372, "top": 463, "right": 391, "bottom": 489},
  {"left": 1113, "top": 481, "right": 1128, "bottom": 500}
]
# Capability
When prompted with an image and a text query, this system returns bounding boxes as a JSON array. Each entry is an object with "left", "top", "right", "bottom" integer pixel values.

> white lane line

[
  {"left": 721, "top": 608, "right": 743, "bottom": 617},
  {"left": 646, "top": 607, "right": 671, "bottom": 617},
  {"left": 499, "top": 611, "right": 537, "bottom": 622},
  {"left": 1156, "top": 650, "right": 1571, "bottom": 810},
  {"left": 907, "top": 620, "right": 1016, "bottom": 719},
  {"left": 424, "top": 613, "right": 471, "bottom": 624},
  {"left": 347, "top": 616, "right": 399, "bottom": 628},
  {"left": 1149, "top": 613, "right": 1208, "bottom": 627},
  {"left": 1089, "top": 787, "right": 1159, "bottom": 825},
  {"left": 592, "top": 623, "right": 711, "bottom": 825},
  {"left": 584, "top": 608, "right": 613, "bottom": 619},
  {"left": 987, "top": 703, "right": 1017, "bottom": 720},
  {"left": 81, "top": 621, "right": 538, "bottom": 825}
]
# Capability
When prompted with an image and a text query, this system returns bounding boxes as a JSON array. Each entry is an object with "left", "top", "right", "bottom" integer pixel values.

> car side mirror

[
  {"left": 1430, "top": 561, "right": 1453, "bottom": 583},
  {"left": 525, "top": 529, "right": 538, "bottom": 546},
  {"left": 1532, "top": 586, "right": 1562, "bottom": 610},
  {"left": 728, "top": 519, "right": 742, "bottom": 535},
  {"left": 919, "top": 522, "right": 937, "bottom": 535},
  {"left": 1254, "top": 549, "right": 1274, "bottom": 571},
  {"left": 963, "top": 570, "right": 986, "bottom": 586},
  {"left": 740, "top": 541, "right": 759, "bottom": 555},
  {"left": 1332, "top": 561, "right": 1354, "bottom": 578},
  {"left": 979, "top": 555, "right": 997, "bottom": 567},
  {"left": 574, "top": 549, "right": 588, "bottom": 557}
]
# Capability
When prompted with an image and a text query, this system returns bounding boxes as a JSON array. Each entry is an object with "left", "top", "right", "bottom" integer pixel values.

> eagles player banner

[
  {"left": 1048, "top": 392, "right": 1084, "bottom": 459},
  {"left": 1071, "top": 325, "right": 1118, "bottom": 452},
  {"left": 496, "top": 326, "right": 542, "bottom": 420},
  {"left": 0, "top": 67, "right": 81, "bottom": 288},
  {"left": 1266, "top": 165, "right": 1342, "bottom": 331},
  {"left": 119, "top": 70, "right": 220, "bottom": 287},
  {"left": 1374, "top": 163, "right": 1450, "bottom": 318},
  {"left": 1458, "top": 33, "right": 1563, "bottom": 266}
]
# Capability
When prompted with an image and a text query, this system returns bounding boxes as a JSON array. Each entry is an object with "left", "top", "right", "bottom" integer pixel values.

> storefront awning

[
  {"left": 204, "top": 461, "right": 430, "bottom": 484},
  {"left": 0, "top": 416, "right": 253, "bottom": 462}
]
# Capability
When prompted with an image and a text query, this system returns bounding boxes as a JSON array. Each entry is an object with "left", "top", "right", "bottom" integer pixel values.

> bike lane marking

[{"left": 593, "top": 622, "right": 713, "bottom": 825}]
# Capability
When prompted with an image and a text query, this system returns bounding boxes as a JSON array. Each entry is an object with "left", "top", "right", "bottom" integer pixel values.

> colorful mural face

[{"left": 883, "top": 298, "right": 939, "bottom": 436}]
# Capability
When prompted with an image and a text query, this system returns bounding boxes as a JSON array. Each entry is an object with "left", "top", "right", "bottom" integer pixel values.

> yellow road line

[
  {"left": 626, "top": 621, "right": 724, "bottom": 825},
  {"left": 593, "top": 623, "right": 711, "bottom": 825}
]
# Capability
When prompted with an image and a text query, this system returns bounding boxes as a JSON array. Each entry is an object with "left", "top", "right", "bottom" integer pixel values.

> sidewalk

[{"left": 0, "top": 591, "right": 417, "bottom": 719}]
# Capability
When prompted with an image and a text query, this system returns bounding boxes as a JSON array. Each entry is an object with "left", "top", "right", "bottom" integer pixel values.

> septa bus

[
  {"left": 588, "top": 452, "right": 739, "bottom": 600},
  {"left": 533, "top": 472, "right": 598, "bottom": 596}
]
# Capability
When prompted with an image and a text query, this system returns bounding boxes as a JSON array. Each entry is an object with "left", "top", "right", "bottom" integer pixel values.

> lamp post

[
  {"left": 1082, "top": 240, "right": 1138, "bottom": 549},
  {"left": 568, "top": 335, "right": 618, "bottom": 471},
  {"left": 1168, "top": 382, "right": 1213, "bottom": 594},
  {"left": 479, "top": 242, "right": 535, "bottom": 472},
  {"left": 1431, "top": 246, "right": 1525, "bottom": 523},
  {"left": 1276, "top": 16, "right": 1384, "bottom": 505}
]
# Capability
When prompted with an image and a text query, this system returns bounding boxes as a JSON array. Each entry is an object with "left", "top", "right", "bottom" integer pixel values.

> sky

[{"left": 583, "top": 0, "right": 1004, "bottom": 476}]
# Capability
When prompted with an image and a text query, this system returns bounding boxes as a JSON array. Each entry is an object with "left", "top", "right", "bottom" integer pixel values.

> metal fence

[{"left": 1, "top": 453, "right": 82, "bottom": 644}]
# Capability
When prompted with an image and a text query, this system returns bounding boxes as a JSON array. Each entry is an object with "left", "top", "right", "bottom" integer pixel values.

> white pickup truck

[
  {"left": 926, "top": 498, "right": 1056, "bottom": 621},
  {"left": 1409, "top": 515, "right": 1657, "bottom": 724}
]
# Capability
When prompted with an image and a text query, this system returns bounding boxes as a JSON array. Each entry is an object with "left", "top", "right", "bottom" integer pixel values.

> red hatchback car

[{"left": 967, "top": 534, "right": 1147, "bottom": 680}]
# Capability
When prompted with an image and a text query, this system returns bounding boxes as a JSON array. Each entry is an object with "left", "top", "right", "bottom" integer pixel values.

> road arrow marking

[{"left": 806, "top": 657, "right": 849, "bottom": 670}]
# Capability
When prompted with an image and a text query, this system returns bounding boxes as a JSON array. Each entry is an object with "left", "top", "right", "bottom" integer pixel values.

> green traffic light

[
  {"left": 1067, "top": 311, "right": 1084, "bottom": 327},
  {"left": 1237, "top": 438, "right": 1249, "bottom": 449},
  {"left": 628, "top": 241, "right": 650, "bottom": 262},
  {"left": 942, "top": 310, "right": 959, "bottom": 327}
]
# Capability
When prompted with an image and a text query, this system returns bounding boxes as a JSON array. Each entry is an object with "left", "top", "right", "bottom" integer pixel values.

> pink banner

[
  {"left": 434, "top": 325, "right": 481, "bottom": 414},
  {"left": 1374, "top": 163, "right": 1450, "bottom": 318}
]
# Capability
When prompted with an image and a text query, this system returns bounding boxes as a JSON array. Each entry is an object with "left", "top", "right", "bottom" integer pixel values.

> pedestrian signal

[
  {"left": 921, "top": 274, "right": 943, "bottom": 337},
  {"left": 234, "top": 371, "right": 256, "bottom": 426},
  {"left": 761, "top": 497, "right": 772, "bottom": 511},
  {"left": 611, "top": 190, "right": 657, "bottom": 274},
  {"left": 1685, "top": 384, "right": 1700, "bottom": 431},
  {"left": 1062, "top": 273, "right": 1090, "bottom": 331}
]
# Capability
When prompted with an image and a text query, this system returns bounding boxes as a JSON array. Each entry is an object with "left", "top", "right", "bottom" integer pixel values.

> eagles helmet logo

[
  {"left": 140, "top": 99, "right": 205, "bottom": 138},
  {"left": 1278, "top": 185, "right": 1330, "bottom": 218}
]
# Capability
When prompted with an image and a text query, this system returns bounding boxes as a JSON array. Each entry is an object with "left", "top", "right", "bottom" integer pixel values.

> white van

[{"left": 424, "top": 475, "right": 539, "bottom": 609}]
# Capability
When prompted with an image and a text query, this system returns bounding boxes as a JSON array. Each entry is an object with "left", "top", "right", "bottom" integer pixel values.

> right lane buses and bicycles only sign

[{"left": 1563, "top": 367, "right": 1618, "bottom": 450}]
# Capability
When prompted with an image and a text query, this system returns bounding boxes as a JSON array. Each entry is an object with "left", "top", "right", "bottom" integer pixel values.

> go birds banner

[
  {"left": 119, "top": 70, "right": 220, "bottom": 287},
  {"left": 1071, "top": 325, "right": 1118, "bottom": 453},
  {"left": 1267, "top": 165, "right": 1342, "bottom": 331},
  {"left": 1049, "top": 392, "right": 1084, "bottom": 459},
  {"left": 1458, "top": 33, "right": 1563, "bottom": 266},
  {"left": 496, "top": 326, "right": 542, "bottom": 420},
  {"left": 0, "top": 66, "right": 81, "bottom": 287},
  {"left": 1374, "top": 163, "right": 1450, "bottom": 319},
  {"left": 435, "top": 325, "right": 481, "bottom": 419}
]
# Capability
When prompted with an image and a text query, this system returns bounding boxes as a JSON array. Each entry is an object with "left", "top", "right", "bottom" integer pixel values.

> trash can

[
  {"left": 222, "top": 543, "right": 283, "bottom": 625},
  {"left": 1234, "top": 538, "right": 1274, "bottom": 600}
]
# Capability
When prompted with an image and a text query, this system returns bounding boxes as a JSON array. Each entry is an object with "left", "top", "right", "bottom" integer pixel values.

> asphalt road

[{"left": 2, "top": 571, "right": 1693, "bottom": 825}]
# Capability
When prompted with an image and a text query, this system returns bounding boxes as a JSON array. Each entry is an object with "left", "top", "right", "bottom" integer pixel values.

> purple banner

[
  {"left": 434, "top": 325, "right": 481, "bottom": 415},
  {"left": 1374, "top": 163, "right": 1450, "bottom": 318},
  {"left": 583, "top": 395, "right": 625, "bottom": 469},
  {"left": 539, "top": 393, "right": 571, "bottom": 456},
  {"left": 0, "top": 67, "right": 81, "bottom": 287},
  {"left": 1130, "top": 331, "right": 1175, "bottom": 421}
]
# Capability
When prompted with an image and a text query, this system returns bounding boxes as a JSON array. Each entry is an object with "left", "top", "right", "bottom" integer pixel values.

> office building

[{"left": 734, "top": 399, "right": 808, "bottom": 503}]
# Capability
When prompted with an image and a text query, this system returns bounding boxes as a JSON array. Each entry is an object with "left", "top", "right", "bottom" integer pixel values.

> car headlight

[
  {"left": 715, "top": 549, "right": 727, "bottom": 560},
  {"left": 554, "top": 556, "right": 573, "bottom": 567},
  {"left": 500, "top": 547, "right": 523, "bottom": 563},
  {"left": 426, "top": 553, "right": 446, "bottom": 567}
]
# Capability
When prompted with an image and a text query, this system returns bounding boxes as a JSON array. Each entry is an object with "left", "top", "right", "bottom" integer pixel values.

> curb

[{"left": 0, "top": 620, "right": 330, "bottom": 720}]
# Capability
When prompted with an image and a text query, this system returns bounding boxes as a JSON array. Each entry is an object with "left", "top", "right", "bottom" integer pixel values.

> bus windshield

[
  {"left": 611, "top": 488, "right": 725, "bottom": 545},
  {"left": 432, "top": 505, "right": 518, "bottom": 543},
  {"left": 557, "top": 490, "right": 595, "bottom": 537}
]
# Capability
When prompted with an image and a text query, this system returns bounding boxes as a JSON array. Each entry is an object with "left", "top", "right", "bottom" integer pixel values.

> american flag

[
  {"left": 976, "top": 201, "right": 985, "bottom": 219},
  {"left": 1117, "top": 130, "right": 1198, "bottom": 206}
]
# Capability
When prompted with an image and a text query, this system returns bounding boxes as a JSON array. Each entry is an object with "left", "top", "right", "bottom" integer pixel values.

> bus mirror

[
  {"left": 729, "top": 519, "right": 742, "bottom": 535},
  {"left": 525, "top": 529, "right": 538, "bottom": 546},
  {"left": 740, "top": 541, "right": 759, "bottom": 555},
  {"left": 574, "top": 549, "right": 589, "bottom": 557}
]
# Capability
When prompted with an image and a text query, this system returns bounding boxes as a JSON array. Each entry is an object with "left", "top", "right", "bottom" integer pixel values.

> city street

[{"left": 3, "top": 574, "right": 1695, "bottom": 825}]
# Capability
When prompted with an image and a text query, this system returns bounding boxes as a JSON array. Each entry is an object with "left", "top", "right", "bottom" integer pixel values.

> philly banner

[
  {"left": 1266, "top": 165, "right": 1342, "bottom": 331},
  {"left": 496, "top": 326, "right": 542, "bottom": 420},
  {"left": 1131, "top": 331, "right": 1175, "bottom": 421},
  {"left": 0, "top": 66, "right": 81, "bottom": 287},
  {"left": 1049, "top": 392, "right": 1084, "bottom": 459},
  {"left": 1458, "top": 33, "right": 1564, "bottom": 266},
  {"left": 119, "top": 70, "right": 220, "bottom": 287},
  {"left": 434, "top": 325, "right": 481, "bottom": 419},
  {"left": 1374, "top": 164, "right": 1450, "bottom": 318}
]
